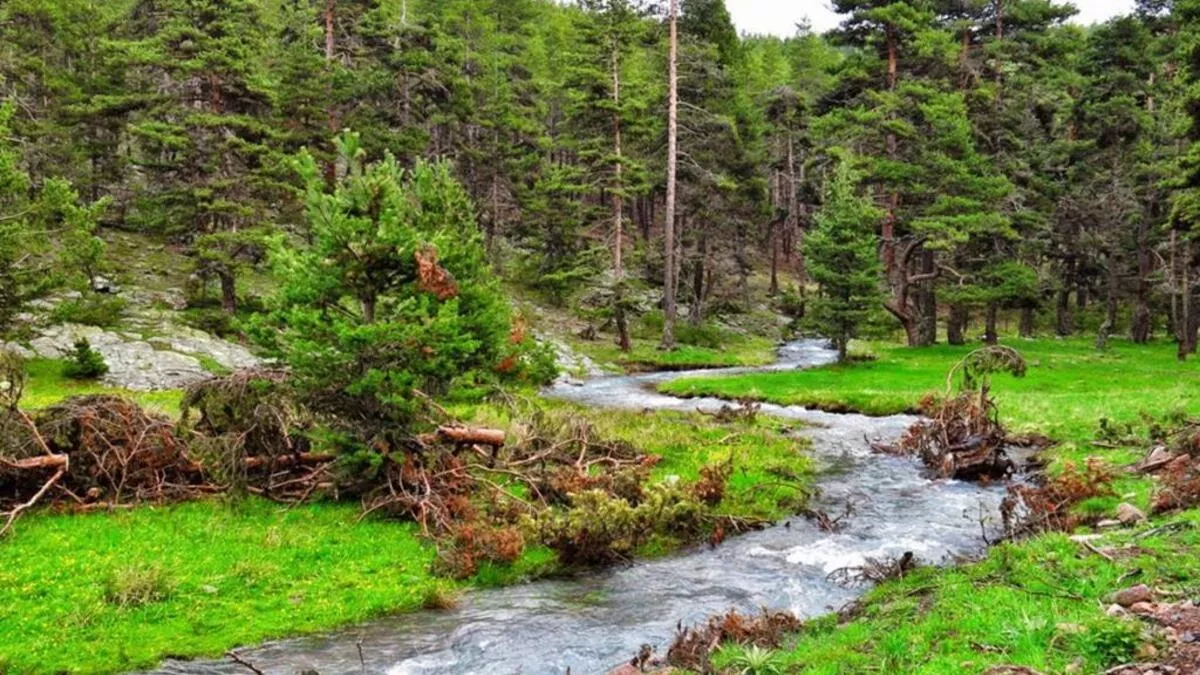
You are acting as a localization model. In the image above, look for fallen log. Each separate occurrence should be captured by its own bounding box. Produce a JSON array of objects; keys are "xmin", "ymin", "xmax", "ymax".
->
[
  {"xmin": 0, "ymin": 454, "xmax": 69, "ymax": 471},
  {"xmin": 431, "ymin": 425, "xmax": 506, "ymax": 448},
  {"xmin": 241, "ymin": 452, "xmax": 337, "ymax": 470}
]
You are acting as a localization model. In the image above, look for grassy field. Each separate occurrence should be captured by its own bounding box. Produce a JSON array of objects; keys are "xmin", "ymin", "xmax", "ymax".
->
[
  {"xmin": 1, "ymin": 390, "xmax": 811, "ymax": 673},
  {"xmin": 663, "ymin": 337, "xmax": 1200, "ymax": 445},
  {"xmin": 21, "ymin": 358, "xmax": 183, "ymax": 413},
  {"xmin": 0, "ymin": 500, "xmax": 467, "ymax": 673},
  {"xmin": 572, "ymin": 334, "xmax": 779, "ymax": 372}
]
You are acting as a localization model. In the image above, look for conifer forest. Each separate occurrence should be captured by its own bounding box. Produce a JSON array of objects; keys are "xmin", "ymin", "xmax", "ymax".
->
[{"xmin": 8, "ymin": 1, "xmax": 1200, "ymax": 674}]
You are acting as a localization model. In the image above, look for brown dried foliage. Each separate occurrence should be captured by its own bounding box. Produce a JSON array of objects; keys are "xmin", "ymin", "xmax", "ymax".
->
[
  {"xmin": 415, "ymin": 246, "xmax": 458, "ymax": 300},
  {"xmin": 1, "ymin": 395, "xmax": 203, "ymax": 521},
  {"xmin": 1000, "ymin": 459, "xmax": 1115, "ymax": 537},
  {"xmin": 663, "ymin": 609, "xmax": 802, "ymax": 672},
  {"xmin": 1152, "ymin": 455, "xmax": 1200, "ymax": 514},
  {"xmin": 693, "ymin": 461, "xmax": 731, "ymax": 506}
]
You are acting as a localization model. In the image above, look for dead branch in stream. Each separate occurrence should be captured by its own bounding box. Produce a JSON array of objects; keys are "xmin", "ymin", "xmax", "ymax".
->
[{"xmin": 827, "ymin": 551, "xmax": 920, "ymax": 587}]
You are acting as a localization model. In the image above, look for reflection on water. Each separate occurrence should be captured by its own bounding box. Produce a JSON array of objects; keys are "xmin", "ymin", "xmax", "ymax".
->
[{"xmin": 154, "ymin": 340, "xmax": 1002, "ymax": 675}]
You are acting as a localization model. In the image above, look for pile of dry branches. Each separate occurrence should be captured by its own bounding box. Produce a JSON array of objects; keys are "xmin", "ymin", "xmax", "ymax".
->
[
  {"xmin": 1, "ymin": 366, "xmax": 746, "ymax": 576},
  {"xmin": 1000, "ymin": 459, "xmax": 1115, "ymax": 537},
  {"xmin": 0, "ymin": 395, "xmax": 204, "ymax": 537},
  {"xmin": 654, "ymin": 609, "xmax": 803, "ymax": 672}
]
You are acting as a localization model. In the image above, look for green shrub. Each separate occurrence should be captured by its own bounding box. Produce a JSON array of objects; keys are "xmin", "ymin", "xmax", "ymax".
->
[
  {"xmin": 49, "ymin": 295, "xmax": 127, "ymax": 329},
  {"xmin": 1072, "ymin": 619, "xmax": 1143, "ymax": 667},
  {"xmin": 62, "ymin": 338, "xmax": 109, "ymax": 380},
  {"xmin": 676, "ymin": 322, "xmax": 726, "ymax": 349},
  {"xmin": 182, "ymin": 307, "xmax": 238, "ymax": 338}
]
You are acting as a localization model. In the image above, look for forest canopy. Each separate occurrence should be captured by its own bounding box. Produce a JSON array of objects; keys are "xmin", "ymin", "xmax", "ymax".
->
[{"xmin": 1, "ymin": 0, "xmax": 1199, "ymax": 360}]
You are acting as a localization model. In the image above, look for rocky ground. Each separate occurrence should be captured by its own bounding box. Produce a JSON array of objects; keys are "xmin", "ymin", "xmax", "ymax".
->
[{"xmin": 2, "ymin": 287, "xmax": 260, "ymax": 391}]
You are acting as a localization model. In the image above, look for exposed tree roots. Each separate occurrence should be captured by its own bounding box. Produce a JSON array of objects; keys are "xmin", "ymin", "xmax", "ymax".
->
[{"xmin": 872, "ymin": 391, "xmax": 1015, "ymax": 481}]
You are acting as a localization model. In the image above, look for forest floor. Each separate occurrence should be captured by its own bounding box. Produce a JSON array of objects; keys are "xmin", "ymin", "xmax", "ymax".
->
[{"xmin": 669, "ymin": 336, "xmax": 1200, "ymax": 673}]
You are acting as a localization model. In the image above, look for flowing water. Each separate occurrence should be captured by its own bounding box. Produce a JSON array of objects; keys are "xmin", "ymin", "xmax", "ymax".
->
[{"xmin": 155, "ymin": 340, "xmax": 1004, "ymax": 675}]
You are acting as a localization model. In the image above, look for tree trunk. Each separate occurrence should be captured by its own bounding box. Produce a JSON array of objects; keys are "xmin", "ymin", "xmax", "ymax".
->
[
  {"xmin": 611, "ymin": 42, "xmax": 630, "ymax": 353},
  {"xmin": 689, "ymin": 235, "xmax": 707, "ymax": 327},
  {"xmin": 1097, "ymin": 258, "xmax": 1118, "ymax": 350},
  {"xmin": 947, "ymin": 304, "xmax": 968, "ymax": 345},
  {"xmin": 1182, "ymin": 241, "xmax": 1197, "ymax": 360},
  {"xmin": 786, "ymin": 135, "xmax": 805, "ymax": 281},
  {"xmin": 219, "ymin": 270, "xmax": 237, "ymax": 315},
  {"xmin": 984, "ymin": 303, "xmax": 999, "ymax": 345},
  {"xmin": 1171, "ymin": 229, "xmax": 1181, "ymax": 341},
  {"xmin": 1056, "ymin": 257, "xmax": 1075, "ymax": 336},
  {"xmin": 916, "ymin": 249, "xmax": 937, "ymax": 346},
  {"xmin": 1019, "ymin": 306, "xmax": 1034, "ymax": 338},
  {"xmin": 882, "ymin": 28, "xmax": 899, "ymax": 288},
  {"xmin": 361, "ymin": 293, "xmax": 376, "ymax": 325},
  {"xmin": 768, "ymin": 216, "xmax": 781, "ymax": 296},
  {"xmin": 324, "ymin": 0, "xmax": 338, "ymax": 185},
  {"xmin": 660, "ymin": 0, "xmax": 679, "ymax": 350},
  {"xmin": 1132, "ymin": 223, "xmax": 1152, "ymax": 344}
]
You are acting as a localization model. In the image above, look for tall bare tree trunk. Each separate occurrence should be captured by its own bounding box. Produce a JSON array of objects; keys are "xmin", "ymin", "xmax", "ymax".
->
[
  {"xmin": 1097, "ymin": 257, "xmax": 1118, "ymax": 350},
  {"xmin": 1171, "ymin": 230, "xmax": 1181, "ymax": 340},
  {"xmin": 786, "ymin": 135, "xmax": 805, "ymax": 281},
  {"xmin": 660, "ymin": 0, "xmax": 679, "ymax": 350},
  {"xmin": 324, "ymin": 0, "xmax": 338, "ymax": 186},
  {"xmin": 1019, "ymin": 306, "xmax": 1034, "ymax": 338},
  {"xmin": 1182, "ymin": 241, "xmax": 1196, "ymax": 360},
  {"xmin": 689, "ymin": 234, "xmax": 708, "ymax": 327},
  {"xmin": 611, "ymin": 43, "xmax": 630, "ymax": 352},
  {"xmin": 1057, "ymin": 256, "xmax": 1075, "ymax": 336}
]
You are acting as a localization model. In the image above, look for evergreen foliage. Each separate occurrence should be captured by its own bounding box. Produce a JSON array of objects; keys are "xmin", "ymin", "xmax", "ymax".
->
[
  {"xmin": 63, "ymin": 338, "xmax": 109, "ymax": 380},
  {"xmin": 805, "ymin": 159, "xmax": 884, "ymax": 361},
  {"xmin": 251, "ymin": 133, "xmax": 551, "ymax": 441}
]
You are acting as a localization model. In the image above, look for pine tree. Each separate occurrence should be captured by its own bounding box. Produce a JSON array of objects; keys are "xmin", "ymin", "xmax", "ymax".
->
[
  {"xmin": 116, "ymin": 0, "xmax": 279, "ymax": 313},
  {"xmin": 252, "ymin": 133, "xmax": 534, "ymax": 438},
  {"xmin": 807, "ymin": 158, "xmax": 884, "ymax": 361}
]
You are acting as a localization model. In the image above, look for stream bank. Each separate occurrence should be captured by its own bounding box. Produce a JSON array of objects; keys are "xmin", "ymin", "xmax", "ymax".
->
[{"xmin": 153, "ymin": 340, "xmax": 1004, "ymax": 675}]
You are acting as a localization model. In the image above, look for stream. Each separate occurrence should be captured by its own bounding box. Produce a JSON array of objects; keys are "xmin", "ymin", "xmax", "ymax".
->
[{"xmin": 155, "ymin": 339, "xmax": 1005, "ymax": 675}]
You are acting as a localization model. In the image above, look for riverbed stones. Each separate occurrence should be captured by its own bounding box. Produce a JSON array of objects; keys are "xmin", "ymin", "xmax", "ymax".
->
[{"xmin": 1114, "ymin": 584, "xmax": 1154, "ymax": 608}]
